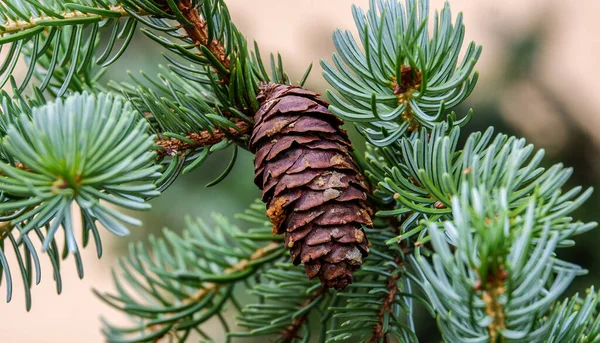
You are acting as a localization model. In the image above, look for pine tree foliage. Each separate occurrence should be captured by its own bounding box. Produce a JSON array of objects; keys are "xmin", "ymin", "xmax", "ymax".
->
[
  {"xmin": 21, "ymin": 25, "xmax": 107, "ymax": 96},
  {"xmin": 0, "ymin": 0, "xmax": 598, "ymax": 341},
  {"xmin": 113, "ymin": 64, "xmax": 252, "ymax": 180},
  {"xmin": 322, "ymin": 0, "xmax": 480, "ymax": 146},
  {"xmin": 0, "ymin": 92, "xmax": 158, "ymax": 244},
  {"xmin": 322, "ymin": 222, "xmax": 420, "ymax": 343},
  {"xmin": 0, "ymin": 91, "xmax": 159, "ymax": 309},
  {"xmin": 0, "ymin": 0, "xmax": 290, "ymax": 307},
  {"xmin": 545, "ymin": 288, "xmax": 600, "ymax": 342},
  {"xmin": 96, "ymin": 200, "xmax": 286, "ymax": 343},
  {"xmin": 413, "ymin": 187, "xmax": 586, "ymax": 342},
  {"xmin": 366, "ymin": 123, "xmax": 596, "ymax": 246},
  {"xmin": 233, "ymin": 262, "xmax": 326, "ymax": 342},
  {"xmin": 0, "ymin": 0, "xmax": 137, "ymax": 94}
]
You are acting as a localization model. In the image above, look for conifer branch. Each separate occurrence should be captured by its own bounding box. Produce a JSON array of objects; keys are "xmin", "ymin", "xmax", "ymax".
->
[
  {"xmin": 176, "ymin": 0, "xmax": 231, "ymax": 81},
  {"xmin": 480, "ymin": 269, "xmax": 507, "ymax": 342},
  {"xmin": 281, "ymin": 286, "xmax": 327, "ymax": 342},
  {"xmin": 0, "ymin": 0, "xmax": 597, "ymax": 341},
  {"xmin": 99, "ymin": 205, "xmax": 286, "ymax": 342},
  {"xmin": 390, "ymin": 66, "xmax": 422, "ymax": 132},
  {"xmin": 371, "ymin": 256, "xmax": 404, "ymax": 343},
  {"xmin": 185, "ymin": 241, "xmax": 281, "ymax": 304},
  {"xmin": 0, "ymin": 6, "xmax": 132, "ymax": 34},
  {"xmin": 322, "ymin": 0, "xmax": 480, "ymax": 146},
  {"xmin": 155, "ymin": 120, "xmax": 250, "ymax": 156},
  {"xmin": 146, "ymin": 241, "xmax": 282, "ymax": 341}
]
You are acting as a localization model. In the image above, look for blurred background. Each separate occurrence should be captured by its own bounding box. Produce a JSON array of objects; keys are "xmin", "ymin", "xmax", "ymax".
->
[{"xmin": 1, "ymin": 0, "xmax": 600, "ymax": 341}]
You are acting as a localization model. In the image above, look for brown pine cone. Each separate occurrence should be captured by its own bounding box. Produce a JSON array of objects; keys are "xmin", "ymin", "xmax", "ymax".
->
[{"xmin": 249, "ymin": 83, "xmax": 372, "ymax": 289}]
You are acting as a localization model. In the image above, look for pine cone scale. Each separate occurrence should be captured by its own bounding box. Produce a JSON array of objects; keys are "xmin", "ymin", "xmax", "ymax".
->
[
  {"xmin": 250, "ymin": 83, "xmax": 372, "ymax": 289},
  {"xmin": 264, "ymin": 169, "xmax": 368, "ymax": 199}
]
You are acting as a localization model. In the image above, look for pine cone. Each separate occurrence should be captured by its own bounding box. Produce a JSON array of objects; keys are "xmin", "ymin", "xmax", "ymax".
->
[{"xmin": 249, "ymin": 83, "xmax": 372, "ymax": 289}]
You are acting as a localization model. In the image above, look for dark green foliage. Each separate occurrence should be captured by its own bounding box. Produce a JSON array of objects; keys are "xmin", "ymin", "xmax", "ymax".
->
[
  {"xmin": 0, "ymin": 0, "xmax": 135, "ymax": 94},
  {"xmin": 324, "ymin": 222, "xmax": 420, "ymax": 343},
  {"xmin": 233, "ymin": 263, "xmax": 325, "ymax": 342}
]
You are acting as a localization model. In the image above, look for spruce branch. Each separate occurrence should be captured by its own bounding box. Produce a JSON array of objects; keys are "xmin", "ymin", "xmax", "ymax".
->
[
  {"xmin": 155, "ymin": 120, "xmax": 250, "ymax": 157},
  {"xmin": 0, "ymin": 92, "xmax": 160, "ymax": 244},
  {"xmin": 184, "ymin": 241, "xmax": 281, "ymax": 304},
  {"xmin": 366, "ymin": 123, "xmax": 596, "ymax": 248},
  {"xmin": 0, "ymin": 0, "xmax": 596, "ymax": 341},
  {"xmin": 98, "ymin": 201, "xmax": 286, "ymax": 342},
  {"xmin": 325, "ymin": 223, "xmax": 421, "ymax": 343},
  {"xmin": 0, "ymin": 0, "xmax": 258, "ymax": 96},
  {"xmin": 175, "ymin": 0, "xmax": 230, "ymax": 81},
  {"xmin": 322, "ymin": 0, "xmax": 480, "ymax": 146},
  {"xmin": 129, "ymin": 0, "xmax": 278, "ymax": 116},
  {"xmin": 103, "ymin": 0, "xmax": 288, "ymax": 181},
  {"xmin": 113, "ymin": 65, "xmax": 252, "ymax": 181},
  {"xmin": 0, "ymin": 0, "xmax": 148, "ymax": 94},
  {"xmin": 0, "ymin": 0, "xmax": 292, "ymax": 309},
  {"xmin": 281, "ymin": 285, "xmax": 327, "ymax": 343},
  {"xmin": 233, "ymin": 262, "xmax": 328, "ymax": 343},
  {"xmin": 0, "ymin": 5, "xmax": 131, "ymax": 35},
  {"xmin": 371, "ymin": 256, "xmax": 404, "ymax": 343},
  {"xmin": 413, "ymin": 186, "xmax": 587, "ymax": 342},
  {"xmin": 0, "ymin": 91, "xmax": 160, "ymax": 308}
]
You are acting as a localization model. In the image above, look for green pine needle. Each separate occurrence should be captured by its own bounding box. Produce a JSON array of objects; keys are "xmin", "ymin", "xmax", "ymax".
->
[
  {"xmin": 0, "ymin": 92, "xmax": 160, "ymax": 247},
  {"xmin": 322, "ymin": 0, "xmax": 481, "ymax": 146}
]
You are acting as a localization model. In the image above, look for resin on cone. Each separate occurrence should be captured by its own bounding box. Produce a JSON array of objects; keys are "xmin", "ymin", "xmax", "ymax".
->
[{"xmin": 250, "ymin": 83, "xmax": 372, "ymax": 289}]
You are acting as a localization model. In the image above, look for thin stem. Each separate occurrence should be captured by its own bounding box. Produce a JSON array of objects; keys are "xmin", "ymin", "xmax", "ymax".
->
[
  {"xmin": 0, "ymin": 6, "xmax": 132, "ymax": 34},
  {"xmin": 479, "ymin": 267, "xmax": 508, "ymax": 342},
  {"xmin": 370, "ymin": 257, "xmax": 403, "ymax": 343},
  {"xmin": 177, "ymin": 0, "xmax": 231, "ymax": 82},
  {"xmin": 154, "ymin": 120, "xmax": 250, "ymax": 156},
  {"xmin": 184, "ymin": 242, "xmax": 281, "ymax": 304},
  {"xmin": 145, "ymin": 242, "xmax": 282, "ymax": 341},
  {"xmin": 281, "ymin": 286, "xmax": 327, "ymax": 343}
]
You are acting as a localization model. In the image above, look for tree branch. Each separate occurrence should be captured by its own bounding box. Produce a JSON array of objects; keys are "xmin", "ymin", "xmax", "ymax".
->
[
  {"xmin": 142, "ymin": 241, "xmax": 282, "ymax": 340},
  {"xmin": 177, "ymin": 0, "xmax": 231, "ymax": 82},
  {"xmin": 371, "ymin": 256, "xmax": 403, "ymax": 343},
  {"xmin": 0, "ymin": 6, "xmax": 132, "ymax": 35},
  {"xmin": 185, "ymin": 241, "xmax": 281, "ymax": 303},
  {"xmin": 477, "ymin": 267, "xmax": 508, "ymax": 342},
  {"xmin": 281, "ymin": 286, "xmax": 327, "ymax": 343},
  {"xmin": 155, "ymin": 120, "xmax": 250, "ymax": 157}
]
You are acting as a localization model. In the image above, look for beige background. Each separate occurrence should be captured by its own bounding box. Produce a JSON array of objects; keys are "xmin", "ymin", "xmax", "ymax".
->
[{"xmin": 1, "ymin": 0, "xmax": 599, "ymax": 342}]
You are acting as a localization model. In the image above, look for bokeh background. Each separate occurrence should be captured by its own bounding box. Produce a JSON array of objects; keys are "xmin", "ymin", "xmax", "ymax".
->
[{"xmin": 1, "ymin": 0, "xmax": 600, "ymax": 342}]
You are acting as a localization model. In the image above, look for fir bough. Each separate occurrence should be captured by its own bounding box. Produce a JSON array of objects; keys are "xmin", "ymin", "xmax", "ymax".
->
[{"xmin": 0, "ymin": 0, "xmax": 597, "ymax": 342}]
